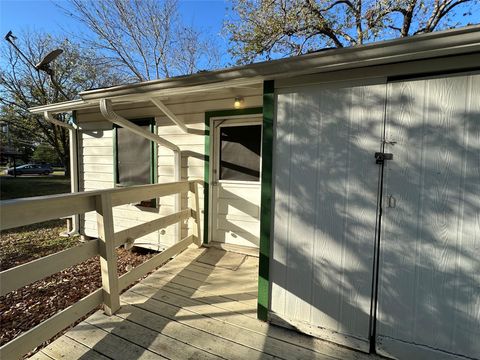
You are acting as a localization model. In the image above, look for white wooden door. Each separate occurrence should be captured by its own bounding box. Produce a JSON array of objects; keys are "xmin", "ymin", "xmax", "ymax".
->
[
  {"xmin": 271, "ymin": 81, "xmax": 386, "ymax": 352},
  {"xmin": 210, "ymin": 118, "xmax": 262, "ymax": 248},
  {"xmin": 377, "ymin": 73, "xmax": 480, "ymax": 360}
]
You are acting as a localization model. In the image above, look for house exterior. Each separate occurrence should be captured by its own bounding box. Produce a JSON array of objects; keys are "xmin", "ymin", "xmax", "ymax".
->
[{"xmin": 29, "ymin": 26, "xmax": 480, "ymax": 360}]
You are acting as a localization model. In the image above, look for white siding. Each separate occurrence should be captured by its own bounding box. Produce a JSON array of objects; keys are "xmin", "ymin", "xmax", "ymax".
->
[
  {"xmin": 271, "ymin": 82, "xmax": 385, "ymax": 351},
  {"xmin": 377, "ymin": 73, "xmax": 480, "ymax": 360},
  {"xmin": 76, "ymin": 92, "xmax": 262, "ymax": 249},
  {"xmin": 272, "ymin": 72, "xmax": 480, "ymax": 359}
]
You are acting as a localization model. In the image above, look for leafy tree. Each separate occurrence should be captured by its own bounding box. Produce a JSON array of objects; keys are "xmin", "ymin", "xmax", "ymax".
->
[
  {"xmin": 0, "ymin": 31, "xmax": 125, "ymax": 175},
  {"xmin": 0, "ymin": 111, "xmax": 35, "ymax": 165},
  {"xmin": 62, "ymin": 0, "xmax": 220, "ymax": 81},
  {"xmin": 32, "ymin": 143, "xmax": 60, "ymax": 164},
  {"xmin": 225, "ymin": 0, "xmax": 479, "ymax": 64}
]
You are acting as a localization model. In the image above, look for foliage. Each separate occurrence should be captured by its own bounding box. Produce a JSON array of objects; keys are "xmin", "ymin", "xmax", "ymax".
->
[
  {"xmin": 0, "ymin": 31, "xmax": 125, "ymax": 174},
  {"xmin": 225, "ymin": 0, "xmax": 479, "ymax": 63},
  {"xmin": 0, "ymin": 112, "xmax": 35, "ymax": 164},
  {"xmin": 32, "ymin": 143, "xmax": 60, "ymax": 164},
  {"xmin": 63, "ymin": 0, "xmax": 220, "ymax": 81}
]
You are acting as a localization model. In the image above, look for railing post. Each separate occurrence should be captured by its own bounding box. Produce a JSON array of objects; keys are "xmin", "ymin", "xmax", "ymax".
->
[
  {"xmin": 190, "ymin": 181, "xmax": 202, "ymax": 247},
  {"xmin": 95, "ymin": 193, "xmax": 120, "ymax": 315}
]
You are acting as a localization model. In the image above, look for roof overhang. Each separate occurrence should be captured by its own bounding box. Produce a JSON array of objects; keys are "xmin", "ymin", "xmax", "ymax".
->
[{"xmin": 30, "ymin": 25, "xmax": 480, "ymax": 115}]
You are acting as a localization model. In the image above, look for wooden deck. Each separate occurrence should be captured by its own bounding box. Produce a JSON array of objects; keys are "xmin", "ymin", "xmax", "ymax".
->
[{"xmin": 30, "ymin": 246, "xmax": 379, "ymax": 360}]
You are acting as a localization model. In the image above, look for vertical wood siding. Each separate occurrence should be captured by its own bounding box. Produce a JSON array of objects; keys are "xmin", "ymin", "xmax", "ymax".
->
[
  {"xmin": 377, "ymin": 73, "xmax": 480, "ymax": 360},
  {"xmin": 272, "ymin": 82, "xmax": 386, "ymax": 350}
]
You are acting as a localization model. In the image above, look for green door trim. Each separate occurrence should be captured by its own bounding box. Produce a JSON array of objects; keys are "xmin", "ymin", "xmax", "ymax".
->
[{"xmin": 258, "ymin": 80, "xmax": 274, "ymax": 321}]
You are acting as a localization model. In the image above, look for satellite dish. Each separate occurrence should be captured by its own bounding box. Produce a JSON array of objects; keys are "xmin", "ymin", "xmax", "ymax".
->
[{"xmin": 35, "ymin": 49, "xmax": 63, "ymax": 71}]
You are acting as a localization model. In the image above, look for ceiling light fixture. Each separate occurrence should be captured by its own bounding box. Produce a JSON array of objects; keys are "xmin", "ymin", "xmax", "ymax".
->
[{"xmin": 234, "ymin": 96, "xmax": 244, "ymax": 109}]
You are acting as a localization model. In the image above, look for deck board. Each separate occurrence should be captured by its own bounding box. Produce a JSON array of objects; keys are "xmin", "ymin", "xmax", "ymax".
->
[
  {"xmin": 30, "ymin": 246, "xmax": 382, "ymax": 360},
  {"xmin": 41, "ymin": 336, "xmax": 109, "ymax": 360}
]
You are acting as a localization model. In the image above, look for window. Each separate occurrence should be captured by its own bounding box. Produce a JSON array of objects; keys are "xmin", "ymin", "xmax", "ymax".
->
[
  {"xmin": 114, "ymin": 118, "xmax": 157, "ymax": 206},
  {"xmin": 219, "ymin": 124, "xmax": 261, "ymax": 181}
]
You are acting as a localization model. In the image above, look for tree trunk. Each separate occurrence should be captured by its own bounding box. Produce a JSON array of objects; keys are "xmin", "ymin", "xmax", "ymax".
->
[{"xmin": 63, "ymin": 154, "xmax": 71, "ymax": 178}]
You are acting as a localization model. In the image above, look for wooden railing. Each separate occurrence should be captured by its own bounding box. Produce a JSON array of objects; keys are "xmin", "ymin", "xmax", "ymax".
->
[{"xmin": 0, "ymin": 180, "xmax": 203, "ymax": 360}]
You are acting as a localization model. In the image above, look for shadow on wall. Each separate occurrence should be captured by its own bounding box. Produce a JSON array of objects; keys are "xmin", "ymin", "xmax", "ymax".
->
[{"xmin": 270, "ymin": 74, "xmax": 480, "ymax": 358}]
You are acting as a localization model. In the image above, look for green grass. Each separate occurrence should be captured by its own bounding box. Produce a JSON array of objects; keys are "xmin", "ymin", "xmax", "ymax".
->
[
  {"xmin": 0, "ymin": 173, "xmax": 75, "ymax": 269},
  {"xmin": 0, "ymin": 174, "xmax": 71, "ymax": 200}
]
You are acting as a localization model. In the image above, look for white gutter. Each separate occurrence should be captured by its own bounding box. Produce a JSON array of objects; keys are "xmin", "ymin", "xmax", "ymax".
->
[
  {"xmin": 99, "ymin": 99, "xmax": 182, "ymax": 243},
  {"xmin": 42, "ymin": 111, "xmax": 79, "ymax": 236},
  {"xmin": 28, "ymin": 26, "xmax": 480, "ymax": 116},
  {"xmin": 79, "ymin": 26, "xmax": 480, "ymax": 101}
]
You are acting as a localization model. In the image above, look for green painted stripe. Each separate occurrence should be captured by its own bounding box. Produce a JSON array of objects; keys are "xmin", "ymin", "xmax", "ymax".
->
[
  {"xmin": 258, "ymin": 80, "xmax": 274, "ymax": 321},
  {"xmin": 203, "ymin": 107, "xmax": 263, "ymax": 245}
]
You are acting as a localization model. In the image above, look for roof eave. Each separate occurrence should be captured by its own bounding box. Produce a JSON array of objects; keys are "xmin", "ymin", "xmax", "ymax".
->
[
  {"xmin": 29, "ymin": 99, "xmax": 91, "ymax": 115},
  {"xmin": 79, "ymin": 25, "xmax": 480, "ymax": 101},
  {"xmin": 29, "ymin": 25, "xmax": 480, "ymax": 114}
]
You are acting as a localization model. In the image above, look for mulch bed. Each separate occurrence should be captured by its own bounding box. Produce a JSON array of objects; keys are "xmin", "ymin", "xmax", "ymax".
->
[
  {"xmin": 0, "ymin": 234, "xmax": 155, "ymax": 347},
  {"xmin": 0, "ymin": 177, "xmax": 159, "ymax": 355}
]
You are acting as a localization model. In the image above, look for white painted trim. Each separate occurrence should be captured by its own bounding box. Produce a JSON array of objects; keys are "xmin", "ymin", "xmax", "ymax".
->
[
  {"xmin": 150, "ymin": 97, "xmax": 189, "ymax": 133},
  {"xmin": 217, "ymin": 180, "xmax": 261, "ymax": 185},
  {"xmin": 31, "ymin": 99, "xmax": 90, "ymax": 114},
  {"xmin": 100, "ymin": 99, "xmax": 179, "ymax": 152},
  {"xmin": 207, "ymin": 114, "xmax": 263, "ymax": 245},
  {"xmin": 209, "ymin": 116, "xmax": 263, "ymax": 247}
]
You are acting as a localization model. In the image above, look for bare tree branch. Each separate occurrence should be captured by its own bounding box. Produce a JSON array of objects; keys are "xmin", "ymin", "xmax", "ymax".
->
[{"xmin": 60, "ymin": 0, "xmax": 219, "ymax": 80}]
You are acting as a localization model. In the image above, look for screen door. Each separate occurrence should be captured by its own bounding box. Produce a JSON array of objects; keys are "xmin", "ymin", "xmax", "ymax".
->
[{"xmin": 210, "ymin": 117, "xmax": 262, "ymax": 248}]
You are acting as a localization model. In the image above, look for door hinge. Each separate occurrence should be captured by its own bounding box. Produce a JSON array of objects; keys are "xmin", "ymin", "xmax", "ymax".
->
[{"xmin": 375, "ymin": 152, "xmax": 393, "ymax": 165}]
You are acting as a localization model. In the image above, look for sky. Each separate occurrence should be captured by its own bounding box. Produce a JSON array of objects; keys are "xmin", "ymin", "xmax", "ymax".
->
[
  {"xmin": 0, "ymin": 0, "xmax": 232, "ymax": 65},
  {"xmin": 1, "ymin": 0, "xmax": 478, "ymax": 72}
]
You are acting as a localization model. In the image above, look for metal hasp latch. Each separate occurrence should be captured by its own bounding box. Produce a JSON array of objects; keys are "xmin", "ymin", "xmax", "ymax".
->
[{"xmin": 375, "ymin": 152, "xmax": 393, "ymax": 164}]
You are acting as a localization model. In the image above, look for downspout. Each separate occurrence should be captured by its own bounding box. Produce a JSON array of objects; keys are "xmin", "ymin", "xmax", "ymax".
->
[
  {"xmin": 99, "ymin": 99, "xmax": 182, "ymax": 243},
  {"xmin": 68, "ymin": 120, "xmax": 80, "ymax": 235},
  {"xmin": 43, "ymin": 111, "xmax": 80, "ymax": 236}
]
